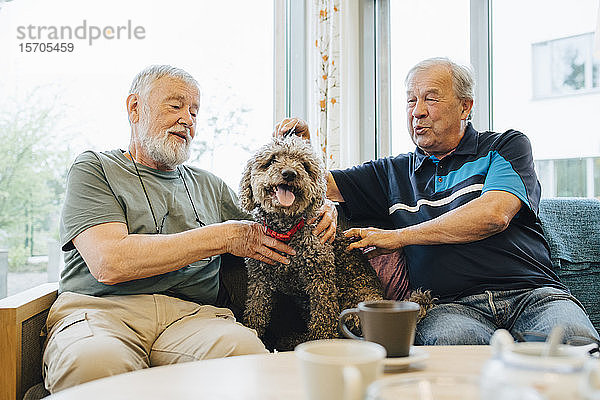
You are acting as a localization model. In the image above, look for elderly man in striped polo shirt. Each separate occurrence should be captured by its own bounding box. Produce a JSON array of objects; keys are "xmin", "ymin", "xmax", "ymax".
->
[{"xmin": 327, "ymin": 57, "xmax": 599, "ymax": 345}]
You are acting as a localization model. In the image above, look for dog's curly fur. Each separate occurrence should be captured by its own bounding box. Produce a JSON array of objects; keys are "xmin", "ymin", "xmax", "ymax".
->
[
  {"xmin": 239, "ymin": 136, "xmax": 384, "ymax": 350},
  {"xmin": 407, "ymin": 289, "xmax": 436, "ymax": 321}
]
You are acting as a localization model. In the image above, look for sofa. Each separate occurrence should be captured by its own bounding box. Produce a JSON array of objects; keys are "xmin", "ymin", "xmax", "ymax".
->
[
  {"xmin": 1, "ymin": 197, "xmax": 599, "ymax": 400},
  {"xmin": 537, "ymin": 197, "xmax": 600, "ymax": 333}
]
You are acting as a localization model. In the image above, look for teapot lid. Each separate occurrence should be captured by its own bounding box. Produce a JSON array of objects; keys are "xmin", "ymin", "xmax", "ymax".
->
[
  {"xmin": 491, "ymin": 329, "xmax": 590, "ymax": 374},
  {"xmin": 501, "ymin": 343, "xmax": 587, "ymax": 373}
]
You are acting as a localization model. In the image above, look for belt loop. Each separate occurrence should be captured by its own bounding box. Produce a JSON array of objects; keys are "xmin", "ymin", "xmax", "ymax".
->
[{"xmin": 486, "ymin": 290, "xmax": 497, "ymax": 316}]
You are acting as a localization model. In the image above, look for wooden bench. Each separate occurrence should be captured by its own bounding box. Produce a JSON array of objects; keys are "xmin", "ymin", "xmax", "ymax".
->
[{"xmin": 0, "ymin": 283, "xmax": 58, "ymax": 400}]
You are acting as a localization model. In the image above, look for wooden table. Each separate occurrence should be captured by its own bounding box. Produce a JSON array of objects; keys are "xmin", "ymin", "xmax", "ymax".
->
[{"xmin": 47, "ymin": 345, "xmax": 492, "ymax": 400}]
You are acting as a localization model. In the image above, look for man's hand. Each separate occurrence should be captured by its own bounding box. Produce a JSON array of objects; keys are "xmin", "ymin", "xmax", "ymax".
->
[
  {"xmin": 343, "ymin": 191, "xmax": 522, "ymax": 258},
  {"xmin": 222, "ymin": 220, "xmax": 296, "ymax": 265},
  {"xmin": 343, "ymin": 227, "xmax": 402, "ymax": 258},
  {"xmin": 309, "ymin": 199, "xmax": 338, "ymax": 244},
  {"xmin": 272, "ymin": 117, "xmax": 311, "ymax": 141}
]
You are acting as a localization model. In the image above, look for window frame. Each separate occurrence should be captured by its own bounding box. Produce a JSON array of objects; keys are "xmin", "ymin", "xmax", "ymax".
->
[
  {"xmin": 282, "ymin": 0, "xmax": 599, "ymax": 201},
  {"xmin": 280, "ymin": 0, "xmax": 378, "ymax": 165},
  {"xmin": 368, "ymin": 0, "xmax": 495, "ymax": 157},
  {"xmin": 282, "ymin": 0, "xmax": 494, "ymax": 160}
]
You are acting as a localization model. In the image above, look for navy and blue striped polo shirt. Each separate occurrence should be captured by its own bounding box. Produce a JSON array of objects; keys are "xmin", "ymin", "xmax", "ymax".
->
[{"xmin": 332, "ymin": 123, "xmax": 565, "ymax": 302}]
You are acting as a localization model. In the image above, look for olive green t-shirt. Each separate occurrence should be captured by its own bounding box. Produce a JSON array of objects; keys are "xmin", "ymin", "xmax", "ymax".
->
[{"xmin": 59, "ymin": 149, "xmax": 247, "ymax": 304}]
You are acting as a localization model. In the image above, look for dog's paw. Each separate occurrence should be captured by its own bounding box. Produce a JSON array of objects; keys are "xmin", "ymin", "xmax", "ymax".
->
[{"xmin": 407, "ymin": 289, "xmax": 437, "ymax": 321}]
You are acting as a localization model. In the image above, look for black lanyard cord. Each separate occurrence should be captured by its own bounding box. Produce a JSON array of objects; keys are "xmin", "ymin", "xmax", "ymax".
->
[
  {"xmin": 177, "ymin": 166, "xmax": 204, "ymax": 226},
  {"xmin": 130, "ymin": 151, "xmax": 160, "ymax": 233},
  {"xmin": 129, "ymin": 151, "xmax": 204, "ymax": 233}
]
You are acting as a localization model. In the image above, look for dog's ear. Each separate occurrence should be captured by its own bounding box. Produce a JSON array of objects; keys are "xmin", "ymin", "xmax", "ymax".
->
[{"xmin": 238, "ymin": 157, "xmax": 255, "ymax": 212}]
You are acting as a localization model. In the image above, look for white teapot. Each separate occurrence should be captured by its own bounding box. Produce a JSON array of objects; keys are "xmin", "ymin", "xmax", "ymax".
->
[
  {"xmin": 580, "ymin": 359, "xmax": 600, "ymax": 400},
  {"xmin": 480, "ymin": 328, "xmax": 598, "ymax": 400}
]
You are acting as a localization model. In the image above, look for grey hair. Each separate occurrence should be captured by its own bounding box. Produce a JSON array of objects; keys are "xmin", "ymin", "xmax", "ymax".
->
[
  {"xmin": 129, "ymin": 65, "xmax": 199, "ymax": 98},
  {"xmin": 405, "ymin": 57, "xmax": 475, "ymax": 101}
]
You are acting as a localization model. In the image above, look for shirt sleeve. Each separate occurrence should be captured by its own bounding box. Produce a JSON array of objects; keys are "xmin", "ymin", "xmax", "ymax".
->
[
  {"xmin": 330, "ymin": 160, "xmax": 391, "ymax": 221},
  {"xmin": 60, "ymin": 151, "xmax": 126, "ymax": 251},
  {"xmin": 482, "ymin": 131, "xmax": 541, "ymax": 214}
]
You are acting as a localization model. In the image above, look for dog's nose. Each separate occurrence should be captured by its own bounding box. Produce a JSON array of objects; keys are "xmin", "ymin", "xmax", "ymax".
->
[{"xmin": 281, "ymin": 169, "xmax": 297, "ymax": 182}]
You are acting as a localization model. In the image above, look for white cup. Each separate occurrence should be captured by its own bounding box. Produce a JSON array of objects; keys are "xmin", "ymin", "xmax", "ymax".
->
[{"xmin": 295, "ymin": 339, "xmax": 386, "ymax": 400}]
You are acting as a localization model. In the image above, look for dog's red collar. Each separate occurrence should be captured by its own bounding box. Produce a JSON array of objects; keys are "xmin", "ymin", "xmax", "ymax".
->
[{"xmin": 263, "ymin": 218, "xmax": 305, "ymax": 242}]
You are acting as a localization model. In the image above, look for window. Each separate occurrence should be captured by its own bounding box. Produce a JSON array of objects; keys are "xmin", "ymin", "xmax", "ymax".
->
[
  {"xmin": 492, "ymin": 0, "xmax": 600, "ymax": 198},
  {"xmin": 555, "ymin": 158, "xmax": 587, "ymax": 197},
  {"xmin": 532, "ymin": 33, "xmax": 600, "ymax": 98},
  {"xmin": 389, "ymin": 0, "xmax": 471, "ymax": 155},
  {"xmin": 536, "ymin": 157, "xmax": 600, "ymax": 198},
  {"xmin": 0, "ymin": 0, "xmax": 273, "ymax": 297},
  {"xmin": 375, "ymin": 0, "xmax": 600, "ymax": 198}
]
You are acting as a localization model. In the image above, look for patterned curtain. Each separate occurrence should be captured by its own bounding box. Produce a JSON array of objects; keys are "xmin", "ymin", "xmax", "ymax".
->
[{"xmin": 313, "ymin": 0, "xmax": 341, "ymax": 169}]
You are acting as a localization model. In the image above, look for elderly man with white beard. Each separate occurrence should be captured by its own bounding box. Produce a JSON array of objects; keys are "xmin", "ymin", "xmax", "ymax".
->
[{"xmin": 41, "ymin": 65, "xmax": 327, "ymax": 393}]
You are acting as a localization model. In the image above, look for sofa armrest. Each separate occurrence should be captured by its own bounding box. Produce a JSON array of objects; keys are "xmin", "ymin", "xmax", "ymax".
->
[{"xmin": 0, "ymin": 283, "xmax": 58, "ymax": 400}]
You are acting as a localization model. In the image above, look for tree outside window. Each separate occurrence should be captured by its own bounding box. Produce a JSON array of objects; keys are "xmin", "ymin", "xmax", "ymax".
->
[{"xmin": 533, "ymin": 33, "xmax": 600, "ymax": 98}]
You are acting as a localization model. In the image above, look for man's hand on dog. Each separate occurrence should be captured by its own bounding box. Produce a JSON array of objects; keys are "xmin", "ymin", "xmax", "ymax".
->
[
  {"xmin": 310, "ymin": 199, "xmax": 337, "ymax": 244},
  {"xmin": 223, "ymin": 220, "xmax": 296, "ymax": 265},
  {"xmin": 343, "ymin": 227, "xmax": 401, "ymax": 258}
]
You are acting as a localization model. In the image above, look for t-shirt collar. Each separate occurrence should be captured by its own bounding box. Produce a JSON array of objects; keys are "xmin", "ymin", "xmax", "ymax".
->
[
  {"xmin": 413, "ymin": 122, "xmax": 478, "ymax": 171},
  {"xmin": 119, "ymin": 149, "xmax": 180, "ymax": 178},
  {"xmin": 453, "ymin": 122, "xmax": 478, "ymax": 156}
]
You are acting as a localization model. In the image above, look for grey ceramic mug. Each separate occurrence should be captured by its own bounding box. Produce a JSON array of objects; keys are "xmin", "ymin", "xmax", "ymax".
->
[{"xmin": 339, "ymin": 300, "xmax": 420, "ymax": 357}]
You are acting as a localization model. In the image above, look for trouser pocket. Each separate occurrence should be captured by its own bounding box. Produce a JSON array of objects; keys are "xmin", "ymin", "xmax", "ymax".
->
[{"xmin": 43, "ymin": 312, "xmax": 93, "ymax": 378}]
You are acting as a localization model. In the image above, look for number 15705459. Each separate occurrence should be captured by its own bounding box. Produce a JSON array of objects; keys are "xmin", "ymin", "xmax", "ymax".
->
[{"xmin": 18, "ymin": 42, "xmax": 74, "ymax": 52}]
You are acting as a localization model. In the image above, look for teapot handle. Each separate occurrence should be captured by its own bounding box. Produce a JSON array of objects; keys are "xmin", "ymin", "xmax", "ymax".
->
[{"xmin": 490, "ymin": 329, "xmax": 514, "ymax": 355}]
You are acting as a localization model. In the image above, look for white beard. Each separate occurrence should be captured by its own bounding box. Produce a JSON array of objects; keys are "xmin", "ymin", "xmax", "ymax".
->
[{"xmin": 137, "ymin": 110, "xmax": 191, "ymax": 169}]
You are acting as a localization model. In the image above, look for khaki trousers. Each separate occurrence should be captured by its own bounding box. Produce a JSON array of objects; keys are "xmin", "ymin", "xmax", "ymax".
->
[{"xmin": 42, "ymin": 292, "xmax": 267, "ymax": 393}]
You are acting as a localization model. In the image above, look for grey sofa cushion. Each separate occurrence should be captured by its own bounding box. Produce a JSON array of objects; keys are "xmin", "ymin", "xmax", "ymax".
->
[
  {"xmin": 539, "ymin": 197, "xmax": 600, "ymax": 267},
  {"xmin": 539, "ymin": 198, "xmax": 600, "ymax": 335}
]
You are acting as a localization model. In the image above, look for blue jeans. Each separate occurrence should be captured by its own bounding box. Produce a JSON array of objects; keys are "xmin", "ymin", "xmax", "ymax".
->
[{"xmin": 415, "ymin": 287, "xmax": 600, "ymax": 345}]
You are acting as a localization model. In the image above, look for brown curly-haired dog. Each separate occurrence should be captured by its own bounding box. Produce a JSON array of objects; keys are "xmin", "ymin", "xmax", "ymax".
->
[{"xmin": 239, "ymin": 136, "xmax": 384, "ymax": 350}]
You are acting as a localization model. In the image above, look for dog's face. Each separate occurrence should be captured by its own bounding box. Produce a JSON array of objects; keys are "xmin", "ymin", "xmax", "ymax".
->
[{"xmin": 240, "ymin": 136, "xmax": 326, "ymax": 217}]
